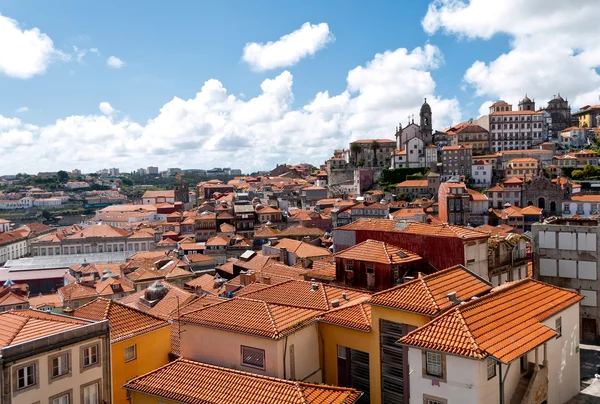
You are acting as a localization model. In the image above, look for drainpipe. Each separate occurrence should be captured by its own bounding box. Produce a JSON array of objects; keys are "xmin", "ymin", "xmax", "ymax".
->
[
  {"xmin": 283, "ymin": 336, "xmax": 288, "ymax": 379},
  {"xmin": 498, "ymin": 361, "xmax": 511, "ymax": 404}
]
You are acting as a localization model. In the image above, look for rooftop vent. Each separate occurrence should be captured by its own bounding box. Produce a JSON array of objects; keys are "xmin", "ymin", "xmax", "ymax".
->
[
  {"xmin": 311, "ymin": 283, "xmax": 319, "ymax": 291},
  {"xmin": 342, "ymin": 292, "xmax": 348, "ymax": 300},
  {"xmin": 446, "ymin": 291, "xmax": 462, "ymax": 306},
  {"xmin": 331, "ymin": 299, "xmax": 340, "ymax": 308}
]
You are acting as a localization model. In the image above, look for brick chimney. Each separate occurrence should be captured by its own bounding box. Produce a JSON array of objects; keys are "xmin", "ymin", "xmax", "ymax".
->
[{"xmin": 279, "ymin": 247, "xmax": 288, "ymax": 265}]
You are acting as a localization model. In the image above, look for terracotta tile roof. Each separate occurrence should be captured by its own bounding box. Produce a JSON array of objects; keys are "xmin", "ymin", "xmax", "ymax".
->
[
  {"xmin": 571, "ymin": 195, "xmax": 600, "ymax": 202},
  {"xmin": 118, "ymin": 282, "xmax": 197, "ymax": 319},
  {"xmin": 64, "ymin": 224, "xmax": 131, "ymax": 239},
  {"xmin": 184, "ymin": 253, "xmax": 216, "ymax": 264},
  {"xmin": 278, "ymin": 226, "xmax": 325, "ymax": 238},
  {"xmin": 395, "ymin": 180, "xmax": 428, "ymax": 188},
  {"xmin": 319, "ymin": 296, "xmax": 372, "ymax": 332},
  {"xmin": 520, "ymin": 205, "xmax": 543, "ymax": 215},
  {"xmin": 184, "ymin": 274, "xmax": 224, "ymax": 295},
  {"xmin": 179, "ymin": 297, "xmax": 320, "ymax": 339},
  {"xmin": 0, "ymin": 290, "xmax": 28, "ymax": 306},
  {"xmin": 123, "ymin": 358, "xmax": 361, "ymax": 404},
  {"xmin": 0, "ymin": 310, "xmax": 91, "ymax": 348},
  {"xmin": 206, "ymin": 235, "xmax": 230, "ymax": 246},
  {"xmin": 351, "ymin": 138, "xmax": 395, "ymax": 144},
  {"xmin": 143, "ymin": 190, "xmax": 175, "ymax": 198},
  {"xmin": 95, "ymin": 277, "xmax": 134, "ymax": 296},
  {"xmin": 467, "ymin": 189, "xmax": 488, "ymax": 202},
  {"xmin": 74, "ymin": 297, "xmax": 169, "ymax": 343},
  {"xmin": 253, "ymin": 226, "xmax": 281, "ymax": 237},
  {"xmin": 239, "ymin": 280, "xmax": 369, "ymax": 311},
  {"xmin": 304, "ymin": 259, "xmax": 336, "ymax": 281},
  {"xmin": 178, "ymin": 294, "xmax": 225, "ymax": 316},
  {"xmin": 58, "ymin": 282, "xmax": 98, "ymax": 301},
  {"xmin": 28, "ymin": 293, "xmax": 63, "ymax": 310},
  {"xmin": 219, "ymin": 223, "xmax": 235, "ymax": 233},
  {"xmin": 399, "ymin": 279, "xmax": 582, "ymax": 363},
  {"xmin": 369, "ymin": 265, "xmax": 492, "ymax": 315},
  {"xmin": 334, "ymin": 239, "xmax": 421, "ymax": 265},
  {"xmin": 273, "ymin": 238, "xmax": 332, "ymax": 259}
]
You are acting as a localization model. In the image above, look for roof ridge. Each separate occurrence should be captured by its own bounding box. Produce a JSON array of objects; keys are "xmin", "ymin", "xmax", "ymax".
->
[
  {"xmin": 293, "ymin": 381, "xmax": 310, "ymax": 404},
  {"xmin": 381, "ymin": 240, "xmax": 392, "ymax": 264},
  {"xmin": 262, "ymin": 301, "xmax": 279, "ymax": 339},
  {"xmin": 419, "ymin": 276, "xmax": 440, "ymax": 311},
  {"xmin": 454, "ymin": 308, "xmax": 483, "ymax": 358},
  {"xmin": 3, "ymin": 311, "xmax": 32, "ymax": 346}
]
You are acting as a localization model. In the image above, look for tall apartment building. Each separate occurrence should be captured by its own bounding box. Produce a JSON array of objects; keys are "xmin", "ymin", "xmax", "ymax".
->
[
  {"xmin": 533, "ymin": 217, "xmax": 599, "ymax": 343},
  {"xmin": 438, "ymin": 181, "xmax": 471, "ymax": 226},
  {"xmin": 488, "ymin": 98, "xmax": 549, "ymax": 152},
  {"xmin": 441, "ymin": 145, "xmax": 472, "ymax": 180}
]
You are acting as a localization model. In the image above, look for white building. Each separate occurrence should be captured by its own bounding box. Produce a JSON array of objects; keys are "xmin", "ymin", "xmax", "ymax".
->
[
  {"xmin": 560, "ymin": 126, "xmax": 589, "ymax": 148},
  {"xmin": 400, "ymin": 278, "xmax": 582, "ymax": 404},
  {"xmin": 471, "ymin": 160, "xmax": 492, "ymax": 188},
  {"xmin": 562, "ymin": 195, "xmax": 600, "ymax": 217},
  {"xmin": 66, "ymin": 181, "xmax": 90, "ymax": 189},
  {"xmin": 488, "ymin": 99, "xmax": 549, "ymax": 152},
  {"xmin": 142, "ymin": 190, "xmax": 175, "ymax": 205},
  {"xmin": 0, "ymin": 310, "xmax": 110, "ymax": 404}
]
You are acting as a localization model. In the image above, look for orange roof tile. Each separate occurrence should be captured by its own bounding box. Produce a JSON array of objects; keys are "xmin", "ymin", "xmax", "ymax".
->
[
  {"xmin": 303, "ymin": 259, "xmax": 336, "ymax": 281},
  {"xmin": 319, "ymin": 296, "xmax": 372, "ymax": 332},
  {"xmin": 123, "ymin": 358, "xmax": 361, "ymax": 404},
  {"xmin": 334, "ymin": 239, "xmax": 421, "ymax": 265},
  {"xmin": 74, "ymin": 298, "xmax": 170, "ymax": 343},
  {"xmin": 28, "ymin": 293, "xmax": 63, "ymax": 309},
  {"xmin": 396, "ymin": 180, "xmax": 428, "ymax": 188},
  {"xmin": 336, "ymin": 219, "xmax": 488, "ymax": 240},
  {"xmin": 179, "ymin": 297, "xmax": 320, "ymax": 339},
  {"xmin": 58, "ymin": 282, "xmax": 98, "ymax": 301},
  {"xmin": 0, "ymin": 290, "xmax": 28, "ymax": 306},
  {"xmin": 118, "ymin": 282, "xmax": 197, "ymax": 319},
  {"xmin": 369, "ymin": 265, "xmax": 492, "ymax": 315},
  {"xmin": 239, "ymin": 279, "xmax": 369, "ymax": 311},
  {"xmin": 0, "ymin": 310, "xmax": 91, "ymax": 348},
  {"xmin": 272, "ymin": 238, "xmax": 331, "ymax": 259},
  {"xmin": 399, "ymin": 279, "xmax": 582, "ymax": 363}
]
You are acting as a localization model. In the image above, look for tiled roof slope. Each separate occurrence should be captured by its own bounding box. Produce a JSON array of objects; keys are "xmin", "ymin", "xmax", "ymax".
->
[
  {"xmin": 118, "ymin": 282, "xmax": 197, "ymax": 319},
  {"xmin": 73, "ymin": 298, "xmax": 169, "ymax": 343},
  {"xmin": 399, "ymin": 279, "xmax": 583, "ymax": 363},
  {"xmin": 336, "ymin": 219, "xmax": 488, "ymax": 240},
  {"xmin": 369, "ymin": 265, "xmax": 492, "ymax": 316},
  {"xmin": 334, "ymin": 239, "xmax": 421, "ymax": 265},
  {"xmin": 178, "ymin": 298, "xmax": 320, "ymax": 340},
  {"xmin": 319, "ymin": 296, "xmax": 372, "ymax": 332},
  {"xmin": 123, "ymin": 358, "xmax": 361, "ymax": 404},
  {"xmin": 239, "ymin": 279, "xmax": 369, "ymax": 311},
  {"xmin": 0, "ymin": 310, "xmax": 90, "ymax": 348}
]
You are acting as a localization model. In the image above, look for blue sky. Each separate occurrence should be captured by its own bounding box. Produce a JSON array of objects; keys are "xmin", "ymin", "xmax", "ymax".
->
[{"xmin": 0, "ymin": 0, "xmax": 599, "ymax": 173}]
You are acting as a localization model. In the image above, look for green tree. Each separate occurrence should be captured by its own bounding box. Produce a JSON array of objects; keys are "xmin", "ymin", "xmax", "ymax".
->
[
  {"xmin": 41, "ymin": 209, "xmax": 52, "ymax": 220},
  {"xmin": 572, "ymin": 169, "xmax": 584, "ymax": 179},
  {"xmin": 57, "ymin": 170, "xmax": 69, "ymax": 183},
  {"xmin": 372, "ymin": 140, "xmax": 380, "ymax": 167},
  {"xmin": 583, "ymin": 164, "xmax": 596, "ymax": 178}
]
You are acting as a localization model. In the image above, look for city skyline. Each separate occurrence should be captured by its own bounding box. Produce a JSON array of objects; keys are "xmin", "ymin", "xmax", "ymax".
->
[{"xmin": 1, "ymin": 0, "xmax": 600, "ymax": 173}]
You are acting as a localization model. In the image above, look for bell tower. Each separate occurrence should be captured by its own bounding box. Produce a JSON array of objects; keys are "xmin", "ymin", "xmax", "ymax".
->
[{"xmin": 420, "ymin": 98, "xmax": 433, "ymax": 144}]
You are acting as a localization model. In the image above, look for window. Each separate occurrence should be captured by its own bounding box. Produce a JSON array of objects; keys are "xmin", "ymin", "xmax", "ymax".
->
[
  {"xmin": 241, "ymin": 346, "xmax": 265, "ymax": 369},
  {"xmin": 125, "ymin": 345, "xmax": 137, "ymax": 362},
  {"xmin": 51, "ymin": 353, "xmax": 70, "ymax": 378},
  {"xmin": 556, "ymin": 317, "xmax": 562, "ymax": 338},
  {"xmin": 82, "ymin": 344, "xmax": 98, "ymax": 367},
  {"xmin": 486, "ymin": 358, "xmax": 496, "ymax": 379},
  {"xmin": 425, "ymin": 351, "xmax": 443, "ymax": 378},
  {"xmin": 83, "ymin": 382, "xmax": 99, "ymax": 404},
  {"xmin": 51, "ymin": 393, "xmax": 70, "ymax": 404},
  {"xmin": 17, "ymin": 364, "xmax": 36, "ymax": 389},
  {"xmin": 423, "ymin": 395, "xmax": 447, "ymax": 404}
]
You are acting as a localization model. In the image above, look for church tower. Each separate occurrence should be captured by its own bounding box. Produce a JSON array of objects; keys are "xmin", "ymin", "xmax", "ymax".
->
[
  {"xmin": 395, "ymin": 122, "xmax": 403, "ymax": 150},
  {"xmin": 518, "ymin": 94, "xmax": 535, "ymax": 111},
  {"xmin": 420, "ymin": 98, "xmax": 433, "ymax": 145}
]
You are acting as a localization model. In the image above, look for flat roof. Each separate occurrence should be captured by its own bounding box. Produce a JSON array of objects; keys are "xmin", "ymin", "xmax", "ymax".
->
[{"xmin": 4, "ymin": 251, "xmax": 132, "ymax": 271}]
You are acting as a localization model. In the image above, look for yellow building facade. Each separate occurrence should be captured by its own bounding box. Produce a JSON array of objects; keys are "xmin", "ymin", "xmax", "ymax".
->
[{"xmin": 320, "ymin": 305, "xmax": 430, "ymax": 403}]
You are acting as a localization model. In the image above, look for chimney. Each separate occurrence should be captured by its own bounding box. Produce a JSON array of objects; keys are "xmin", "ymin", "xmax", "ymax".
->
[
  {"xmin": 446, "ymin": 291, "xmax": 462, "ymax": 306},
  {"xmin": 311, "ymin": 283, "xmax": 319, "ymax": 291},
  {"xmin": 263, "ymin": 275, "xmax": 271, "ymax": 285},
  {"xmin": 331, "ymin": 299, "xmax": 340, "ymax": 308},
  {"xmin": 341, "ymin": 292, "xmax": 348, "ymax": 301},
  {"xmin": 303, "ymin": 236, "xmax": 311, "ymax": 243},
  {"xmin": 280, "ymin": 247, "xmax": 288, "ymax": 265},
  {"xmin": 247, "ymin": 271, "xmax": 256, "ymax": 285},
  {"xmin": 239, "ymin": 271, "xmax": 247, "ymax": 286}
]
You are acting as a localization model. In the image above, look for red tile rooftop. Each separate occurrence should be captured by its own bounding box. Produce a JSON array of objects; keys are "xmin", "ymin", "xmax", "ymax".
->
[
  {"xmin": 334, "ymin": 239, "xmax": 421, "ymax": 265},
  {"xmin": 123, "ymin": 358, "xmax": 361, "ymax": 404},
  {"xmin": 398, "ymin": 279, "xmax": 582, "ymax": 363}
]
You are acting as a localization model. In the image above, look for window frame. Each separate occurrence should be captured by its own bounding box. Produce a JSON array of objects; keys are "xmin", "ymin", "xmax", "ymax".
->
[
  {"xmin": 50, "ymin": 390, "xmax": 72, "ymax": 404},
  {"xmin": 423, "ymin": 394, "xmax": 447, "ymax": 404},
  {"xmin": 124, "ymin": 344, "xmax": 137, "ymax": 362},
  {"xmin": 80, "ymin": 379, "xmax": 101, "ymax": 404},
  {"xmin": 16, "ymin": 362, "xmax": 37, "ymax": 390},
  {"xmin": 241, "ymin": 345, "xmax": 266, "ymax": 370},
  {"xmin": 80, "ymin": 342, "xmax": 100, "ymax": 372},
  {"xmin": 423, "ymin": 351, "xmax": 445, "ymax": 380},
  {"xmin": 49, "ymin": 351, "xmax": 71, "ymax": 383}
]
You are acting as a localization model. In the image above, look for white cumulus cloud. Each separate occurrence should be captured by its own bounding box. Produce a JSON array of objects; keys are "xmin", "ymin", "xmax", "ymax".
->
[
  {"xmin": 423, "ymin": 0, "xmax": 600, "ymax": 108},
  {"xmin": 242, "ymin": 22, "xmax": 334, "ymax": 71},
  {"xmin": 107, "ymin": 56, "xmax": 125, "ymax": 69},
  {"xmin": 0, "ymin": 44, "xmax": 460, "ymax": 173},
  {"xmin": 99, "ymin": 102, "xmax": 117, "ymax": 116},
  {"xmin": 0, "ymin": 13, "xmax": 57, "ymax": 78},
  {"xmin": 16, "ymin": 106, "xmax": 29, "ymax": 113}
]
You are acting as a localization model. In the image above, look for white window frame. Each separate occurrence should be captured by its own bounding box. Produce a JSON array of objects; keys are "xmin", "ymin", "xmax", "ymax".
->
[
  {"xmin": 125, "ymin": 345, "xmax": 137, "ymax": 362},
  {"xmin": 17, "ymin": 364, "xmax": 36, "ymax": 389},
  {"xmin": 52, "ymin": 393, "xmax": 70, "ymax": 404},
  {"xmin": 83, "ymin": 382, "xmax": 99, "ymax": 404},
  {"xmin": 52, "ymin": 353, "xmax": 70, "ymax": 378},
  {"xmin": 83, "ymin": 345, "xmax": 98, "ymax": 367},
  {"xmin": 425, "ymin": 351, "xmax": 443, "ymax": 378}
]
